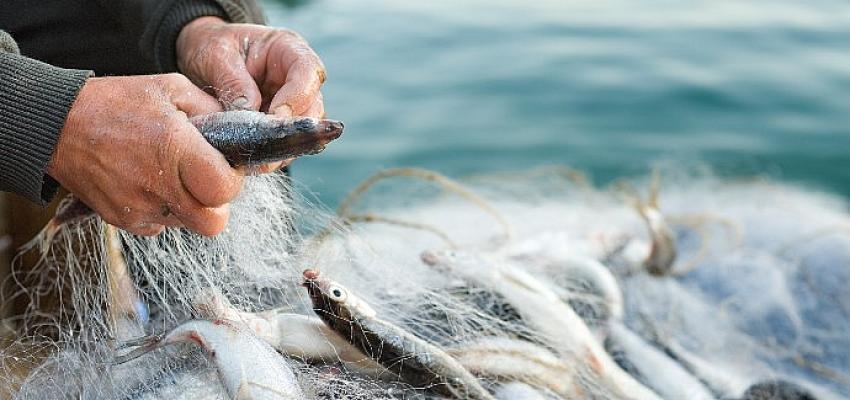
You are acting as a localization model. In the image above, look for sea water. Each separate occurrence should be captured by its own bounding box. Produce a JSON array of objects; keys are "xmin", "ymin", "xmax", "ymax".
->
[{"xmin": 262, "ymin": 0, "xmax": 850, "ymax": 206}]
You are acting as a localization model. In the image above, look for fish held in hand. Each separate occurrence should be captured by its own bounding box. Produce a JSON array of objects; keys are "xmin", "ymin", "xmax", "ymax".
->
[
  {"xmin": 30, "ymin": 110, "xmax": 343, "ymax": 239},
  {"xmin": 191, "ymin": 110, "xmax": 344, "ymax": 166}
]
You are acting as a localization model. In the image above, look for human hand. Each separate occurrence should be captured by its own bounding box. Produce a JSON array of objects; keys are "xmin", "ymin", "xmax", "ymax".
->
[
  {"xmin": 176, "ymin": 17, "xmax": 327, "ymax": 172},
  {"xmin": 47, "ymin": 74, "xmax": 244, "ymax": 236}
]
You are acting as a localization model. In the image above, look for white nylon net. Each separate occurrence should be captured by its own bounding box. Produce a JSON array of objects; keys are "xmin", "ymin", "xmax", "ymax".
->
[{"xmin": 0, "ymin": 166, "xmax": 847, "ymax": 399}]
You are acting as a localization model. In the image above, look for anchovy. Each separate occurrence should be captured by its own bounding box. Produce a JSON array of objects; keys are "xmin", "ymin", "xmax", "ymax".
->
[
  {"xmin": 301, "ymin": 269, "xmax": 496, "ymax": 400},
  {"xmin": 605, "ymin": 323, "xmax": 715, "ymax": 400},
  {"xmin": 421, "ymin": 249, "xmax": 662, "ymax": 400},
  {"xmin": 194, "ymin": 290, "xmax": 389, "ymax": 377},
  {"xmin": 493, "ymin": 382, "xmax": 549, "ymax": 400},
  {"xmin": 33, "ymin": 111, "xmax": 344, "ymax": 236},
  {"xmin": 114, "ymin": 319, "xmax": 305, "ymax": 400},
  {"xmin": 506, "ymin": 244, "xmax": 624, "ymax": 326},
  {"xmin": 643, "ymin": 326, "xmax": 751, "ymax": 398},
  {"xmin": 190, "ymin": 110, "xmax": 343, "ymax": 166},
  {"xmin": 446, "ymin": 337, "xmax": 580, "ymax": 398}
]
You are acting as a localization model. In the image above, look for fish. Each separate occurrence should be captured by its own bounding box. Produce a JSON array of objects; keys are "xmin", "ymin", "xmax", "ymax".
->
[
  {"xmin": 301, "ymin": 269, "xmax": 497, "ymax": 400},
  {"xmin": 30, "ymin": 110, "xmax": 344, "ymax": 241},
  {"xmin": 113, "ymin": 319, "xmax": 305, "ymax": 400},
  {"xmin": 446, "ymin": 337, "xmax": 579, "ymax": 398},
  {"xmin": 605, "ymin": 323, "xmax": 715, "ymax": 400},
  {"xmin": 193, "ymin": 289, "xmax": 389, "ymax": 378},
  {"xmin": 191, "ymin": 110, "xmax": 343, "ymax": 166},
  {"xmin": 421, "ymin": 249, "xmax": 662, "ymax": 400},
  {"xmin": 492, "ymin": 382, "xmax": 549, "ymax": 400}
]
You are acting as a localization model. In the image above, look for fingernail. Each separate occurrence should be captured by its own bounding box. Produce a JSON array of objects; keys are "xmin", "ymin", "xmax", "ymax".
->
[{"xmin": 229, "ymin": 96, "xmax": 250, "ymax": 110}]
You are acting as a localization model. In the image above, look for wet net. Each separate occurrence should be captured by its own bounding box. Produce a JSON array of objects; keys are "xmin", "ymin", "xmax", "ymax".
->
[{"xmin": 0, "ymin": 166, "xmax": 847, "ymax": 399}]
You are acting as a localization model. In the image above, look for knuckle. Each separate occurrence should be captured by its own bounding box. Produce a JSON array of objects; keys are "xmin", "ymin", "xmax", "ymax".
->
[
  {"xmin": 162, "ymin": 72, "xmax": 191, "ymax": 89},
  {"xmin": 268, "ymin": 27, "xmax": 298, "ymax": 43}
]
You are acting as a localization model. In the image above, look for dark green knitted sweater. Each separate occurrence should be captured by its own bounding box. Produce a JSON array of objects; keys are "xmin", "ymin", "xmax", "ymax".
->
[{"xmin": 0, "ymin": 0, "xmax": 264, "ymax": 204}]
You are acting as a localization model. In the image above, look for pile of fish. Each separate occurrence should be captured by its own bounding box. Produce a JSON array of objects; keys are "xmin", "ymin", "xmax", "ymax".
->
[{"xmin": 4, "ymin": 120, "xmax": 848, "ymax": 399}]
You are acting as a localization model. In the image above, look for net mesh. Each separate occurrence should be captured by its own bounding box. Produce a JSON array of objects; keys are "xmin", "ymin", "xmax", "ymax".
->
[{"xmin": 0, "ymin": 166, "xmax": 847, "ymax": 399}]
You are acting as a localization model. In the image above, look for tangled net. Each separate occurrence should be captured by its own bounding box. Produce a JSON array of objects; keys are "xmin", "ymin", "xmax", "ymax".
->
[{"xmin": 0, "ymin": 166, "xmax": 847, "ymax": 399}]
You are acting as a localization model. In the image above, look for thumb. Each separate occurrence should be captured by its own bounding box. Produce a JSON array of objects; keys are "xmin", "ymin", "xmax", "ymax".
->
[
  {"xmin": 174, "ymin": 122, "xmax": 245, "ymax": 208},
  {"xmin": 210, "ymin": 52, "xmax": 263, "ymax": 111}
]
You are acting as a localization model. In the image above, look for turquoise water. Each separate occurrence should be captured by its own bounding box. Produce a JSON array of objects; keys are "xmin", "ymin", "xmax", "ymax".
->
[{"xmin": 262, "ymin": 0, "xmax": 850, "ymax": 206}]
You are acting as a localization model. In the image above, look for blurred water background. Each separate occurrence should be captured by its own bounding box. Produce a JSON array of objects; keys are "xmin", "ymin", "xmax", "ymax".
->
[{"xmin": 262, "ymin": 0, "xmax": 850, "ymax": 206}]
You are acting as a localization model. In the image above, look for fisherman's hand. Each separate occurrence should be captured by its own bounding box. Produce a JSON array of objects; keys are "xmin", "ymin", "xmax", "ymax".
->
[
  {"xmin": 176, "ymin": 17, "xmax": 326, "ymax": 172},
  {"xmin": 47, "ymin": 74, "xmax": 244, "ymax": 236}
]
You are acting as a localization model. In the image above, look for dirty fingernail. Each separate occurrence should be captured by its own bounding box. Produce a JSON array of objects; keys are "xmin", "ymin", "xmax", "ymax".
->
[{"xmin": 229, "ymin": 96, "xmax": 250, "ymax": 110}]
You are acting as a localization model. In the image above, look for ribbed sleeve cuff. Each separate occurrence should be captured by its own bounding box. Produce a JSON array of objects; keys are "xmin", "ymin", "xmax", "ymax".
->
[
  {"xmin": 212, "ymin": 0, "xmax": 267, "ymax": 25},
  {"xmin": 0, "ymin": 53, "xmax": 92, "ymax": 205},
  {"xmin": 146, "ymin": 0, "xmax": 229, "ymax": 72}
]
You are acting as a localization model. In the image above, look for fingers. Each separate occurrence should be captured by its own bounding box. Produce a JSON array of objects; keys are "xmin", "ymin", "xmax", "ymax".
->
[
  {"xmin": 269, "ymin": 59, "xmax": 325, "ymax": 117},
  {"xmin": 303, "ymin": 92, "xmax": 325, "ymax": 119},
  {"xmin": 125, "ymin": 223, "xmax": 165, "ymax": 237},
  {"xmin": 164, "ymin": 74, "xmax": 223, "ymax": 116},
  {"xmin": 174, "ymin": 122, "xmax": 245, "ymax": 209},
  {"xmin": 208, "ymin": 48, "xmax": 264, "ymax": 111},
  {"xmin": 103, "ymin": 199, "xmax": 230, "ymax": 237},
  {"xmin": 170, "ymin": 203, "xmax": 232, "ymax": 237}
]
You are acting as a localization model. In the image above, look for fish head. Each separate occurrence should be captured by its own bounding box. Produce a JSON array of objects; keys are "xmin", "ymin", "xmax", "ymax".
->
[
  {"xmin": 302, "ymin": 269, "xmax": 376, "ymax": 325},
  {"xmin": 420, "ymin": 249, "xmax": 468, "ymax": 271},
  {"xmin": 420, "ymin": 249, "xmax": 491, "ymax": 279},
  {"xmin": 289, "ymin": 117, "xmax": 344, "ymax": 141}
]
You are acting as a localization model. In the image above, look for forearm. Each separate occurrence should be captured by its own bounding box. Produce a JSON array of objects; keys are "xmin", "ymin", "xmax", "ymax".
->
[{"xmin": 0, "ymin": 31, "xmax": 92, "ymax": 204}]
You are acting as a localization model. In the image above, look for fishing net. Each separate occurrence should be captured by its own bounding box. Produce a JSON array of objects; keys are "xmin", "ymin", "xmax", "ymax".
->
[{"xmin": 0, "ymin": 166, "xmax": 847, "ymax": 399}]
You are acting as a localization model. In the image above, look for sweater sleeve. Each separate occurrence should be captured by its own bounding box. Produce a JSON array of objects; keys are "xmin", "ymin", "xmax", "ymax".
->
[
  {"xmin": 143, "ymin": 0, "xmax": 267, "ymax": 71},
  {"xmin": 0, "ymin": 31, "xmax": 92, "ymax": 204},
  {"xmin": 96, "ymin": 0, "xmax": 266, "ymax": 73}
]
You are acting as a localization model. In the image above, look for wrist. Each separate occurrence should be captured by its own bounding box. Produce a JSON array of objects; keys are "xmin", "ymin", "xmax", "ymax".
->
[{"xmin": 47, "ymin": 77, "xmax": 100, "ymax": 182}]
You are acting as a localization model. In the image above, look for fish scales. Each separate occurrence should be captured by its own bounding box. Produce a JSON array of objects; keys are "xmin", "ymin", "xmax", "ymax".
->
[
  {"xmin": 114, "ymin": 319, "xmax": 305, "ymax": 400},
  {"xmin": 302, "ymin": 269, "xmax": 496, "ymax": 400},
  {"xmin": 191, "ymin": 110, "xmax": 344, "ymax": 166}
]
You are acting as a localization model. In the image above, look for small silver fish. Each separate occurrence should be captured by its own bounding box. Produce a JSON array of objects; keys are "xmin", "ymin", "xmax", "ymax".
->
[
  {"xmin": 32, "ymin": 110, "xmax": 344, "ymax": 239},
  {"xmin": 191, "ymin": 110, "xmax": 343, "ymax": 166},
  {"xmin": 114, "ymin": 319, "xmax": 305, "ymax": 400},
  {"xmin": 302, "ymin": 269, "xmax": 496, "ymax": 400}
]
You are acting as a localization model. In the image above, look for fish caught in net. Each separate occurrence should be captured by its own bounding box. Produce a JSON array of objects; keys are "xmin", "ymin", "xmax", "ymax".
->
[{"xmin": 0, "ymin": 166, "xmax": 847, "ymax": 399}]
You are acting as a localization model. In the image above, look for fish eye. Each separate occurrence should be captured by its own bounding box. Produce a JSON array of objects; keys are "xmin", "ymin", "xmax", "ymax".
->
[{"xmin": 327, "ymin": 285, "xmax": 347, "ymax": 302}]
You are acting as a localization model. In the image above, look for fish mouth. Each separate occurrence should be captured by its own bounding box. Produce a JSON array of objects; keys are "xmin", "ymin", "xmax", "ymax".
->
[
  {"xmin": 302, "ymin": 269, "xmax": 333, "ymax": 297},
  {"xmin": 313, "ymin": 119, "xmax": 344, "ymax": 142},
  {"xmin": 303, "ymin": 268, "xmax": 320, "ymax": 280},
  {"xmin": 281, "ymin": 119, "xmax": 344, "ymax": 155},
  {"xmin": 420, "ymin": 251, "xmax": 440, "ymax": 266}
]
